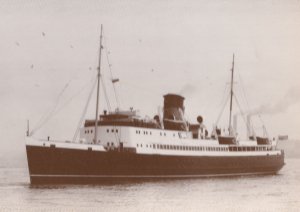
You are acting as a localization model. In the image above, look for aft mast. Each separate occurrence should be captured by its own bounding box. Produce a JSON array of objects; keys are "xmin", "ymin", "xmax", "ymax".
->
[
  {"xmin": 228, "ymin": 54, "xmax": 235, "ymax": 136},
  {"xmin": 94, "ymin": 25, "xmax": 103, "ymax": 144}
]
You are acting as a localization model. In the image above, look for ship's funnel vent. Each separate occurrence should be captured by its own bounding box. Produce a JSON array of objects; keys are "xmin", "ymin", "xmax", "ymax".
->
[{"xmin": 163, "ymin": 94, "xmax": 186, "ymax": 131}]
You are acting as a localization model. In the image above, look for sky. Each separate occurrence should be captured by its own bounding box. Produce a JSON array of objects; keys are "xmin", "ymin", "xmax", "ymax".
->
[{"xmin": 0, "ymin": 0, "xmax": 300, "ymax": 159}]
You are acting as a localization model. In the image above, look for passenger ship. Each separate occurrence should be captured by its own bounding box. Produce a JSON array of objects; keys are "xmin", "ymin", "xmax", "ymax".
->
[{"xmin": 25, "ymin": 26, "xmax": 285, "ymax": 184}]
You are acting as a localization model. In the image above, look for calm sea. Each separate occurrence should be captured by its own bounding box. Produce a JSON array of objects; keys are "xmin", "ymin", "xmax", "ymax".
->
[{"xmin": 0, "ymin": 158, "xmax": 299, "ymax": 212}]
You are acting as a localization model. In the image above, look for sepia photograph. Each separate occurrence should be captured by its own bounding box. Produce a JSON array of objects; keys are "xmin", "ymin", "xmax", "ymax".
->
[{"xmin": 0, "ymin": 0, "xmax": 299, "ymax": 211}]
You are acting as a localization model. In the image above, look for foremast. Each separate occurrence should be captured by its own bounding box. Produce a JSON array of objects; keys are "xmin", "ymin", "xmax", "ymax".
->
[
  {"xmin": 228, "ymin": 54, "xmax": 235, "ymax": 136},
  {"xmin": 94, "ymin": 25, "xmax": 103, "ymax": 144}
]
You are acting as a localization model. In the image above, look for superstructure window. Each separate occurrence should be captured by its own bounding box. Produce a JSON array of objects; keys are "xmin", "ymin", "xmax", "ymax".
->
[{"xmin": 107, "ymin": 129, "xmax": 109, "ymax": 133}]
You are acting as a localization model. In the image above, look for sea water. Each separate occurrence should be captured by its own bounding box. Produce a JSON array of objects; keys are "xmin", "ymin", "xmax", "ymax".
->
[{"xmin": 0, "ymin": 158, "xmax": 299, "ymax": 212}]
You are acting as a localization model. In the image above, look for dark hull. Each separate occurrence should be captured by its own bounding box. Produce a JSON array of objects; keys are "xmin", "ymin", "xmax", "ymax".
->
[{"xmin": 26, "ymin": 145, "xmax": 284, "ymax": 184}]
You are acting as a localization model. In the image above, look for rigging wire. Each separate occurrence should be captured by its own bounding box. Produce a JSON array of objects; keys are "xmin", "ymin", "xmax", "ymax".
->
[
  {"xmin": 215, "ymin": 93, "xmax": 230, "ymax": 126},
  {"xmin": 72, "ymin": 77, "xmax": 97, "ymax": 142},
  {"xmin": 30, "ymin": 80, "xmax": 71, "ymax": 136},
  {"xmin": 237, "ymin": 72, "xmax": 268, "ymax": 136},
  {"xmin": 30, "ymin": 76, "xmax": 95, "ymax": 136},
  {"xmin": 100, "ymin": 74, "xmax": 112, "ymax": 112},
  {"xmin": 233, "ymin": 93, "xmax": 249, "ymax": 130},
  {"xmin": 103, "ymin": 34, "xmax": 121, "ymax": 108}
]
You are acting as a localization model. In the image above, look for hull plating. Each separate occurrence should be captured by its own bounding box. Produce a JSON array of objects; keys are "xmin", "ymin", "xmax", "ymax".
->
[{"xmin": 26, "ymin": 145, "xmax": 284, "ymax": 184}]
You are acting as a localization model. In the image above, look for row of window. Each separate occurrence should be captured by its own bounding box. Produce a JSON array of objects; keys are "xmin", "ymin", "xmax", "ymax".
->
[
  {"xmin": 229, "ymin": 146, "xmax": 272, "ymax": 151},
  {"xmin": 135, "ymin": 130, "xmax": 185, "ymax": 138},
  {"xmin": 85, "ymin": 128, "xmax": 120, "ymax": 134},
  {"xmin": 136, "ymin": 143, "xmax": 272, "ymax": 152},
  {"xmin": 136, "ymin": 130, "xmax": 152, "ymax": 135},
  {"xmin": 106, "ymin": 129, "xmax": 118, "ymax": 133},
  {"xmin": 136, "ymin": 143, "xmax": 228, "ymax": 151},
  {"xmin": 84, "ymin": 129, "xmax": 93, "ymax": 134}
]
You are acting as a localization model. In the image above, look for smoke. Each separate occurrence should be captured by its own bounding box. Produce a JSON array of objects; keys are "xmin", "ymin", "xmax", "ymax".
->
[
  {"xmin": 179, "ymin": 84, "xmax": 197, "ymax": 97},
  {"xmin": 249, "ymin": 86, "xmax": 300, "ymax": 115}
]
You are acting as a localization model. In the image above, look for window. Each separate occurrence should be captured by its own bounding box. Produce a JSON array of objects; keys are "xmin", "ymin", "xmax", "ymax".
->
[
  {"xmin": 91, "ymin": 130, "xmax": 93, "ymax": 133},
  {"xmin": 153, "ymin": 144, "xmax": 156, "ymax": 149},
  {"xmin": 107, "ymin": 142, "xmax": 109, "ymax": 146},
  {"xmin": 137, "ymin": 144, "xmax": 139, "ymax": 147},
  {"xmin": 116, "ymin": 129, "xmax": 118, "ymax": 133},
  {"xmin": 111, "ymin": 129, "xmax": 114, "ymax": 132},
  {"xmin": 164, "ymin": 133, "xmax": 166, "ymax": 136},
  {"xmin": 107, "ymin": 129, "xmax": 109, "ymax": 133},
  {"xmin": 150, "ymin": 132, "xmax": 152, "ymax": 135}
]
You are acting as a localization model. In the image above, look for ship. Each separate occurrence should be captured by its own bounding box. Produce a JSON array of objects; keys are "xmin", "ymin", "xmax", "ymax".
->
[{"xmin": 25, "ymin": 26, "xmax": 285, "ymax": 184}]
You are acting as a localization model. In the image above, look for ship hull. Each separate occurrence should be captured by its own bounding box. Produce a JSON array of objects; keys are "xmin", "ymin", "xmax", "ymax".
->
[{"xmin": 26, "ymin": 145, "xmax": 284, "ymax": 184}]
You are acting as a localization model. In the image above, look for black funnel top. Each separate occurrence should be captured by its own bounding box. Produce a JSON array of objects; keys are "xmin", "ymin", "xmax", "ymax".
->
[{"xmin": 163, "ymin": 94, "xmax": 185, "ymax": 111}]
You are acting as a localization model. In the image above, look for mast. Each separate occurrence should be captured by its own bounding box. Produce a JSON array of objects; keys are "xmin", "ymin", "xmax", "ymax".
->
[
  {"xmin": 228, "ymin": 54, "xmax": 234, "ymax": 135},
  {"xmin": 94, "ymin": 24, "xmax": 103, "ymax": 144}
]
